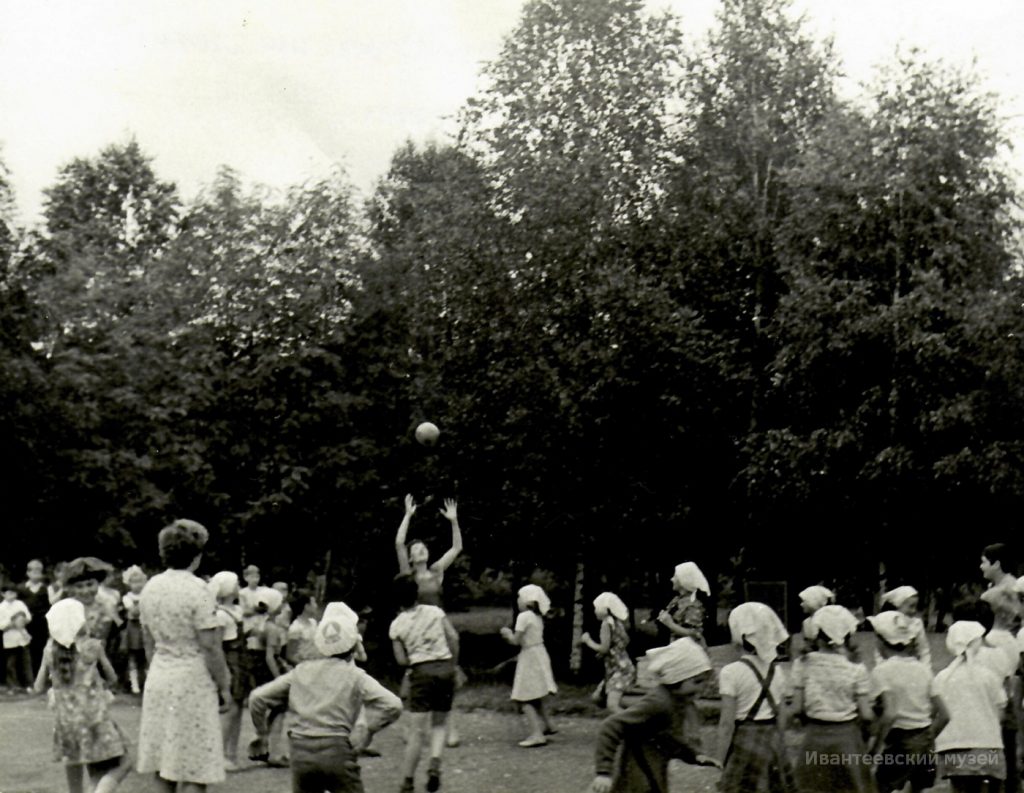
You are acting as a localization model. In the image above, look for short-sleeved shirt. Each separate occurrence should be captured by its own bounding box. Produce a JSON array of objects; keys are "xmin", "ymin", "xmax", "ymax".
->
[
  {"xmin": 515, "ymin": 610, "xmax": 545, "ymax": 648},
  {"xmin": 719, "ymin": 656, "xmax": 788, "ymax": 721},
  {"xmin": 389, "ymin": 604, "xmax": 452, "ymax": 665},
  {"xmin": 139, "ymin": 569, "xmax": 219, "ymax": 659},
  {"xmin": 934, "ymin": 661, "xmax": 1006, "ymax": 752},
  {"xmin": 287, "ymin": 617, "xmax": 320, "ymax": 663},
  {"xmin": 870, "ymin": 656, "xmax": 936, "ymax": 730},
  {"xmin": 790, "ymin": 651, "xmax": 870, "ymax": 722},
  {"xmin": 216, "ymin": 604, "xmax": 242, "ymax": 643}
]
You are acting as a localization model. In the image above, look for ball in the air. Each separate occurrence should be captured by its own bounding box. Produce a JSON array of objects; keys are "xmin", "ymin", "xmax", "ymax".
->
[{"xmin": 415, "ymin": 422, "xmax": 440, "ymax": 446}]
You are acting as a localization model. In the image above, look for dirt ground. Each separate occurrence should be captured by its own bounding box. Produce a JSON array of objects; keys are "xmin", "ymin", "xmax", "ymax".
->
[{"xmin": 0, "ymin": 695, "xmax": 725, "ymax": 793}]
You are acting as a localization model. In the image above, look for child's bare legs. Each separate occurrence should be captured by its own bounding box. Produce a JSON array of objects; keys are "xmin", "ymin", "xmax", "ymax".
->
[
  {"xmin": 88, "ymin": 752, "xmax": 132, "ymax": 793},
  {"xmin": 154, "ymin": 777, "xmax": 207, "ymax": 793},
  {"xmin": 65, "ymin": 765, "xmax": 86, "ymax": 793},
  {"xmin": 537, "ymin": 696, "xmax": 554, "ymax": 732},
  {"xmin": 520, "ymin": 701, "xmax": 546, "ymax": 745},
  {"xmin": 445, "ymin": 711, "xmax": 460, "ymax": 747},
  {"xmin": 400, "ymin": 711, "xmax": 430, "ymax": 788},
  {"xmin": 221, "ymin": 699, "xmax": 242, "ymax": 766},
  {"xmin": 268, "ymin": 710, "xmax": 288, "ymax": 764}
]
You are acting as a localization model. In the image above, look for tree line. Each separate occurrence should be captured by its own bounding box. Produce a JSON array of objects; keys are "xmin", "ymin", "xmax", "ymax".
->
[{"xmin": 1, "ymin": 0, "xmax": 1021, "ymax": 619}]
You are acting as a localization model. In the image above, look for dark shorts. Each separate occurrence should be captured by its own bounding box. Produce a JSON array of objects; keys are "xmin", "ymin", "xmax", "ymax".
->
[
  {"xmin": 290, "ymin": 735, "xmax": 362, "ymax": 793},
  {"xmin": 407, "ymin": 660, "xmax": 456, "ymax": 713}
]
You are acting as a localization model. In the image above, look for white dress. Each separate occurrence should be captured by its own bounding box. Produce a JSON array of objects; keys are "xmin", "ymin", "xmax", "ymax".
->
[{"xmin": 511, "ymin": 611, "xmax": 557, "ymax": 702}]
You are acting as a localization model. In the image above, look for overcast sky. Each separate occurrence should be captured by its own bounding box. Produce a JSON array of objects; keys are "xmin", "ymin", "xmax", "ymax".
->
[{"xmin": 0, "ymin": 0, "xmax": 1020, "ymax": 222}]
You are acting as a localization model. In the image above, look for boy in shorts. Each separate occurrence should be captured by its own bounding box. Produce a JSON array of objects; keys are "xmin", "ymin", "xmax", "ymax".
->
[{"xmin": 389, "ymin": 574, "xmax": 460, "ymax": 793}]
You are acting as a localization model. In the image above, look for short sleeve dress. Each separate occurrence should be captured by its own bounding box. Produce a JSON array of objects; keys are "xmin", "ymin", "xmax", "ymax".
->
[
  {"xmin": 511, "ymin": 611, "xmax": 558, "ymax": 703},
  {"xmin": 46, "ymin": 637, "xmax": 128, "ymax": 765},
  {"xmin": 137, "ymin": 569, "xmax": 225, "ymax": 784},
  {"xmin": 602, "ymin": 617, "xmax": 637, "ymax": 697}
]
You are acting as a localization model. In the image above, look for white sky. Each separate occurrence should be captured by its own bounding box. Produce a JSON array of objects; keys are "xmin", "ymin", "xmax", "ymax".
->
[{"xmin": 0, "ymin": 0, "xmax": 1020, "ymax": 222}]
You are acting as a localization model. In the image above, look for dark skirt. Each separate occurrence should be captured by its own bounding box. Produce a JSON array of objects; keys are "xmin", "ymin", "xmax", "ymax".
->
[
  {"xmin": 797, "ymin": 720, "xmax": 878, "ymax": 793},
  {"xmin": 121, "ymin": 619, "xmax": 144, "ymax": 652},
  {"xmin": 875, "ymin": 726, "xmax": 935, "ymax": 792},
  {"xmin": 720, "ymin": 721, "xmax": 796, "ymax": 793}
]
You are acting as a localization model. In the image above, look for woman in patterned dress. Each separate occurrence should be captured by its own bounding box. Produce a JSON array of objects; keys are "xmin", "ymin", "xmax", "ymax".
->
[
  {"xmin": 137, "ymin": 519, "xmax": 232, "ymax": 791},
  {"xmin": 34, "ymin": 598, "xmax": 132, "ymax": 793},
  {"xmin": 580, "ymin": 592, "xmax": 636, "ymax": 712}
]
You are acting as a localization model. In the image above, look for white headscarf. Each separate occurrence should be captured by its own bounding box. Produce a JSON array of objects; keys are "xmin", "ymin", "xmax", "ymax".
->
[
  {"xmin": 258, "ymin": 587, "xmax": 284, "ymax": 614},
  {"xmin": 728, "ymin": 602, "xmax": 789, "ymax": 662},
  {"xmin": 798, "ymin": 585, "xmax": 835, "ymax": 612},
  {"xmin": 518, "ymin": 584, "xmax": 551, "ymax": 616},
  {"xmin": 314, "ymin": 602, "xmax": 361, "ymax": 657},
  {"xmin": 46, "ymin": 599, "xmax": 86, "ymax": 649},
  {"xmin": 946, "ymin": 621, "xmax": 986, "ymax": 660},
  {"xmin": 868, "ymin": 611, "xmax": 914, "ymax": 647},
  {"xmin": 881, "ymin": 586, "xmax": 918, "ymax": 609},
  {"xmin": 122, "ymin": 565, "xmax": 146, "ymax": 586},
  {"xmin": 808, "ymin": 605, "xmax": 860, "ymax": 646},
  {"xmin": 672, "ymin": 562, "xmax": 710, "ymax": 598},
  {"xmin": 646, "ymin": 637, "xmax": 712, "ymax": 685},
  {"xmin": 207, "ymin": 571, "xmax": 240, "ymax": 601},
  {"xmin": 593, "ymin": 592, "xmax": 628, "ymax": 622}
]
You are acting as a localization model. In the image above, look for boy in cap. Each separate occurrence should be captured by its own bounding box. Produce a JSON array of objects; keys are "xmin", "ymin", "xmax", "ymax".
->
[
  {"xmin": 590, "ymin": 636, "xmax": 720, "ymax": 793},
  {"xmin": 249, "ymin": 601, "xmax": 402, "ymax": 793}
]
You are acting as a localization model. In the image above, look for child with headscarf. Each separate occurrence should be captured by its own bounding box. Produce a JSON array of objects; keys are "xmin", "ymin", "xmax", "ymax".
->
[
  {"xmin": 34, "ymin": 599, "xmax": 132, "ymax": 793},
  {"xmin": 791, "ymin": 605, "xmax": 877, "ymax": 793},
  {"xmin": 250, "ymin": 601, "xmax": 402, "ymax": 793},
  {"xmin": 580, "ymin": 592, "xmax": 636, "ymax": 713},
  {"xmin": 716, "ymin": 602, "xmax": 794, "ymax": 793},
  {"xmin": 867, "ymin": 611, "xmax": 949, "ymax": 793},
  {"xmin": 794, "ymin": 585, "xmax": 835, "ymax": 655},
  {"xmin": 207, "ymin": 571, "xmax": 245, "ymax": 772},
  {"xmin": 656, "ymin": 562, "xmax": 709, "ymax": 646},
  {"xmin": 119, "ymin": 565, "xmax": 148, "ymax": 695},
  {"xmin": 590, "ymin": 636, "xmax": 720, "ymax": 792},
  {"xmin": 501, "ymin": 583, "xmax": 558, "ymax": 747},
  {"xmin": 933, "ymin": 621, "xmax": 1008, "ymax": 792},
  {"xmin": 879, "ymin": 586, "xmax": 931, "ymax": 669}
]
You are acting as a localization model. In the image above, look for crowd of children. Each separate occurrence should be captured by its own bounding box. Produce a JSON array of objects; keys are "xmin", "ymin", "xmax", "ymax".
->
[{"xmin": 9, "ymin": 530, "xmax": 1024, "ymax": 793}]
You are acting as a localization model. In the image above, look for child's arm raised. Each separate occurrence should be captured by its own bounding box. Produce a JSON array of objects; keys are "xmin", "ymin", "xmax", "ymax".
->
[
  {"xmin": 431, "ymin": 499, "xmax": 463, "ymax": 573},
  {"xmin": 394, "ymin": 494, "xmax": 416, "ymax": 574}
]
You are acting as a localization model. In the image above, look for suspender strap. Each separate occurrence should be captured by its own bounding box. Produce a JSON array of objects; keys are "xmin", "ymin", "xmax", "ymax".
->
[{"xmin": 738, "ymin": 657, "xmax": 780, "ymax": 722}]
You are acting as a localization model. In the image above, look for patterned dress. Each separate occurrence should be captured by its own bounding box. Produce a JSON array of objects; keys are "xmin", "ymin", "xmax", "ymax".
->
[
  {"xmin": 602, "ymin": 617, "xmax": 637, "ymax": 697},
  {"xmin": 137, "ymin": 569, "xmax": 225, "ymax": 784},
  {"xmin": 662, "ymin": 594, "xmax": 706, "ymax": 646},
  {"xmin": 46, "ymin": 638, "xmax": 128, "ymax": 765}
]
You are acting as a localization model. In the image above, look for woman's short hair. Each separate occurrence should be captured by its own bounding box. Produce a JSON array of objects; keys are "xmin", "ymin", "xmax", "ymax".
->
[
  {"xmin": 983, "ymin": 543, "xmax": 1017, "ymax": 575},
  {"xmin": 158, "ymin": 519, "xmax": 210, "ymax": 569}
]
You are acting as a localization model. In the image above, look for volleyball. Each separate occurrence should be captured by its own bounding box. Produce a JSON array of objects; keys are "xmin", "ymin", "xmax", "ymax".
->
[{"xmin": 415, "ymin": 421, "xmax": 440, "ymax": 446}]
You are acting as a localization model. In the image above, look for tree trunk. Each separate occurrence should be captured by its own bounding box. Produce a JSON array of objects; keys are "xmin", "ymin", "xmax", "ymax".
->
[{"xmin": 569, "ymin": 558, "xmax": 585, "ymax": 674}]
